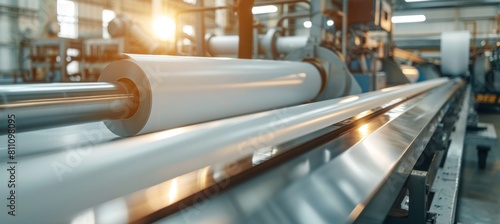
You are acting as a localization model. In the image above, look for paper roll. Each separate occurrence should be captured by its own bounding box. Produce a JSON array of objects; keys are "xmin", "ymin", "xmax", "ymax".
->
[
  {"xmin": 440, "ymin": 31, "xmax": 470, "ymax": 76},
  {"xmin": 99, "ymin": 54, "xmax": 322, "ymax": 136}
]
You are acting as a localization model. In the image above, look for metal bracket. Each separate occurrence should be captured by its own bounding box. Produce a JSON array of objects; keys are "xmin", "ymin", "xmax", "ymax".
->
[{"xmin": 386, "ymin": 170, "xmax": 436, "ymax": 224}]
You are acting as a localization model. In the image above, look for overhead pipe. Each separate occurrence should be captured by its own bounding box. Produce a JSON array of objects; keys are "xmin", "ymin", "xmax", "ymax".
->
[
  {"xmin": 276, "ymin": 11, "xmax": 310, "ymax": 30},
  {"xmin": 173, "ymin": 0, "xmax": 310, "ymax": 55},
  {"xmin": 206, "ymin": 34, "xmax": 308, "ymax": 57}
]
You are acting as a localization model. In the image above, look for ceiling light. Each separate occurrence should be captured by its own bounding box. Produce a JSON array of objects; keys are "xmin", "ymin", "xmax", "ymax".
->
[
  {"xmin": 327, "ymin": 20, "xmax": 334, "ymax": 26},
  {"xmin": 391, "ymin": 15, "xmax": 426, "ymax": 23},
  {"xmin": 303, "ymin": 21, "xmax": 312, "ymax": 28},
  {"xmin": 252, "ymin": 5, "xmax": 278, "ymax": 14}
]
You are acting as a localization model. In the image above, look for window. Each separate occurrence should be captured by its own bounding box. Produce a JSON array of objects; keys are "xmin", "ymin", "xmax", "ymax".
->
[
  {"xmin": 57, "ymin": 0, "xmax": 77, "ymax": 38},
  {"xmin": 183, "ymin": 0, "xmax": 197, "ymax": 5},
  {"xmin": 102, "ymin": 9, "xmax": 116, "ymax": 39}
]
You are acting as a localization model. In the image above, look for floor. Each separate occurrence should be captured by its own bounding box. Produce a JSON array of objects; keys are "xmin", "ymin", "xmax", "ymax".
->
[{"xmin": 456, "ymin": 112, "xmax": 500, "ymax": 224}]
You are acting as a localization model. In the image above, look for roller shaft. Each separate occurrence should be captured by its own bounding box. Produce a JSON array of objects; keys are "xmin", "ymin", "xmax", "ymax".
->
[{"xmin": 0, "ymin": 82, "xmax": 134, "ymax": 132}]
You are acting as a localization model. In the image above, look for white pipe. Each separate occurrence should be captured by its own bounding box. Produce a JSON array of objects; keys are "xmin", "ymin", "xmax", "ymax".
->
[
  {"xmin": 275, "ymin": 36, "xmax": 308, "ymax": 55},
  {"xmin": 99, "ymin": 54, "xmax": 322, "ymax": 136},
  {"xmin": 0, "ymin": 78, "xmax": 452, "ymax": 223},
  {"xmin": 207, "ymin": 35, "xmax": 240, "ymax": 56},
  {"xmin": 207, "ymin": 35, "xmax": 307, "ymax": 56}
]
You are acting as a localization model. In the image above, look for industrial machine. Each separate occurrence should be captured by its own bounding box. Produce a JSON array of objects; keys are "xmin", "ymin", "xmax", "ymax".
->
[
  {"xmin": 473, "ymin": 46, "xmax": 500, "ymax": 111},
  {"xmin": 0, "ymin": 1, "xmax": 491, "ymax": 224},
  {"xmin": 0, "ymin": 56, "xmax": 473, "ymax": 223}
]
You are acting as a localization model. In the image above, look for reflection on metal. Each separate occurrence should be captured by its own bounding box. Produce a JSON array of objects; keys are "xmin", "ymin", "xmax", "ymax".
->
[
  {"xmin": 339, "ymin": 96, "xmax": 360, "ymax": 103},
  {"xmin": 357, "ymin": 124, "xmax": 370, "ymax": 136},
  {"xmin": 252, "ymin": 147, "xmax": 279, "ymax": 165}
]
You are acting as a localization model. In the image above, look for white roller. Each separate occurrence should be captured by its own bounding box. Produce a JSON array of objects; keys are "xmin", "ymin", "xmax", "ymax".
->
[
  {"xmin": 99, "ymin": 54, "xmax": 322, "ymax": 136},
  {"xmin": 440, "ymin": 31, "xmax": 470, "ymax": 76}
]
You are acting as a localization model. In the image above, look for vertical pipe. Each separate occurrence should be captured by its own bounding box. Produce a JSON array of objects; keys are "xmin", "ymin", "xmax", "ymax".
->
[
  {"xmin": 253, "ymin": 27, "xmax": 259, "ymax": 58},
  {"xmin": 238, "ymin": 0, "xmax": 254, "ymax": 59},
  {"xmin": 195, "ymin": 0, "xmax": 206, "ymax": 56},
  {"xmin": 309, "ymin": 0, "xmax": 322, "ymax": 42},
  {"xmin": 342, "ymin": 0, "xmax": 347, "ymax": 60},
  {"xmin": 371, "ymin": 53, "xmax": 378, "ymax": 91}
]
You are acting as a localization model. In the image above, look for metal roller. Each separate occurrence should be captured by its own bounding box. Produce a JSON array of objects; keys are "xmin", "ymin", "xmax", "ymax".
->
[
  {"xmin": 0, "ymin": 82, "xmax": 135, "ymax": 132},
  {"xmin": 1, "ymin": 54, "xmax": 324, "ymax": 136}
]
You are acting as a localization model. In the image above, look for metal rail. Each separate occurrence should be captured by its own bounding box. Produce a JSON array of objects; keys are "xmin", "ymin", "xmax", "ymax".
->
[{"xmin": 0, "ymin": 82, "xmax": 134, "ymax": 132}]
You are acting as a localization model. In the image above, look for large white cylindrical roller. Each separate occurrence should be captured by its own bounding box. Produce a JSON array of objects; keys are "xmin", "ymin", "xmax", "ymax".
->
[{"xmin": 99, "ymin": 54, "xmax": 322, "ymax": 136}]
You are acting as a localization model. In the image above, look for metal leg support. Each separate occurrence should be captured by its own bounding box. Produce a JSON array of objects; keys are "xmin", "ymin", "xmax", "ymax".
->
[{"xmin": 386, "ymin": 171, "xmax": 436, "ymax": 224}]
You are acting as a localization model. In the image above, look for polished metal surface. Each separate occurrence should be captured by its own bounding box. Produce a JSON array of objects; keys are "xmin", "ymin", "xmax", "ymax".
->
[
  {"xmin": 153, "ymin": 79, "xmax": 464, "ymax": 224},
  {"xmin": 0, "ymin": 82, "xmax": 134, "ymax": 132},
  {"xmin": 429, "ymin": 86, "xmax": 470, "ymax": 224},
  {"xmin": 0, "ymin": 79, "xmax": 449, "ymax": 223}
]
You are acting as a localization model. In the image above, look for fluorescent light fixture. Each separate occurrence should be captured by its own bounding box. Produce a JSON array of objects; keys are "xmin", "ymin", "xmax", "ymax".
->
[
  {"xmin": 327, "ymin": 19, "xmax": 334, "ymax": 26},
  {"xmin": 252, "ymin": 5, "xmax": 278, "ymax": 14},
  {"xmin": 303, "ymin": 21, "xmax": 312, "ymax": 28},
  {"xmin": 405, "ymin": 0, "xmax": 430, "ymax": 2},
  {"xmin": 391, "ymin": 15, "xmax": 426, "ymax": 23}
]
